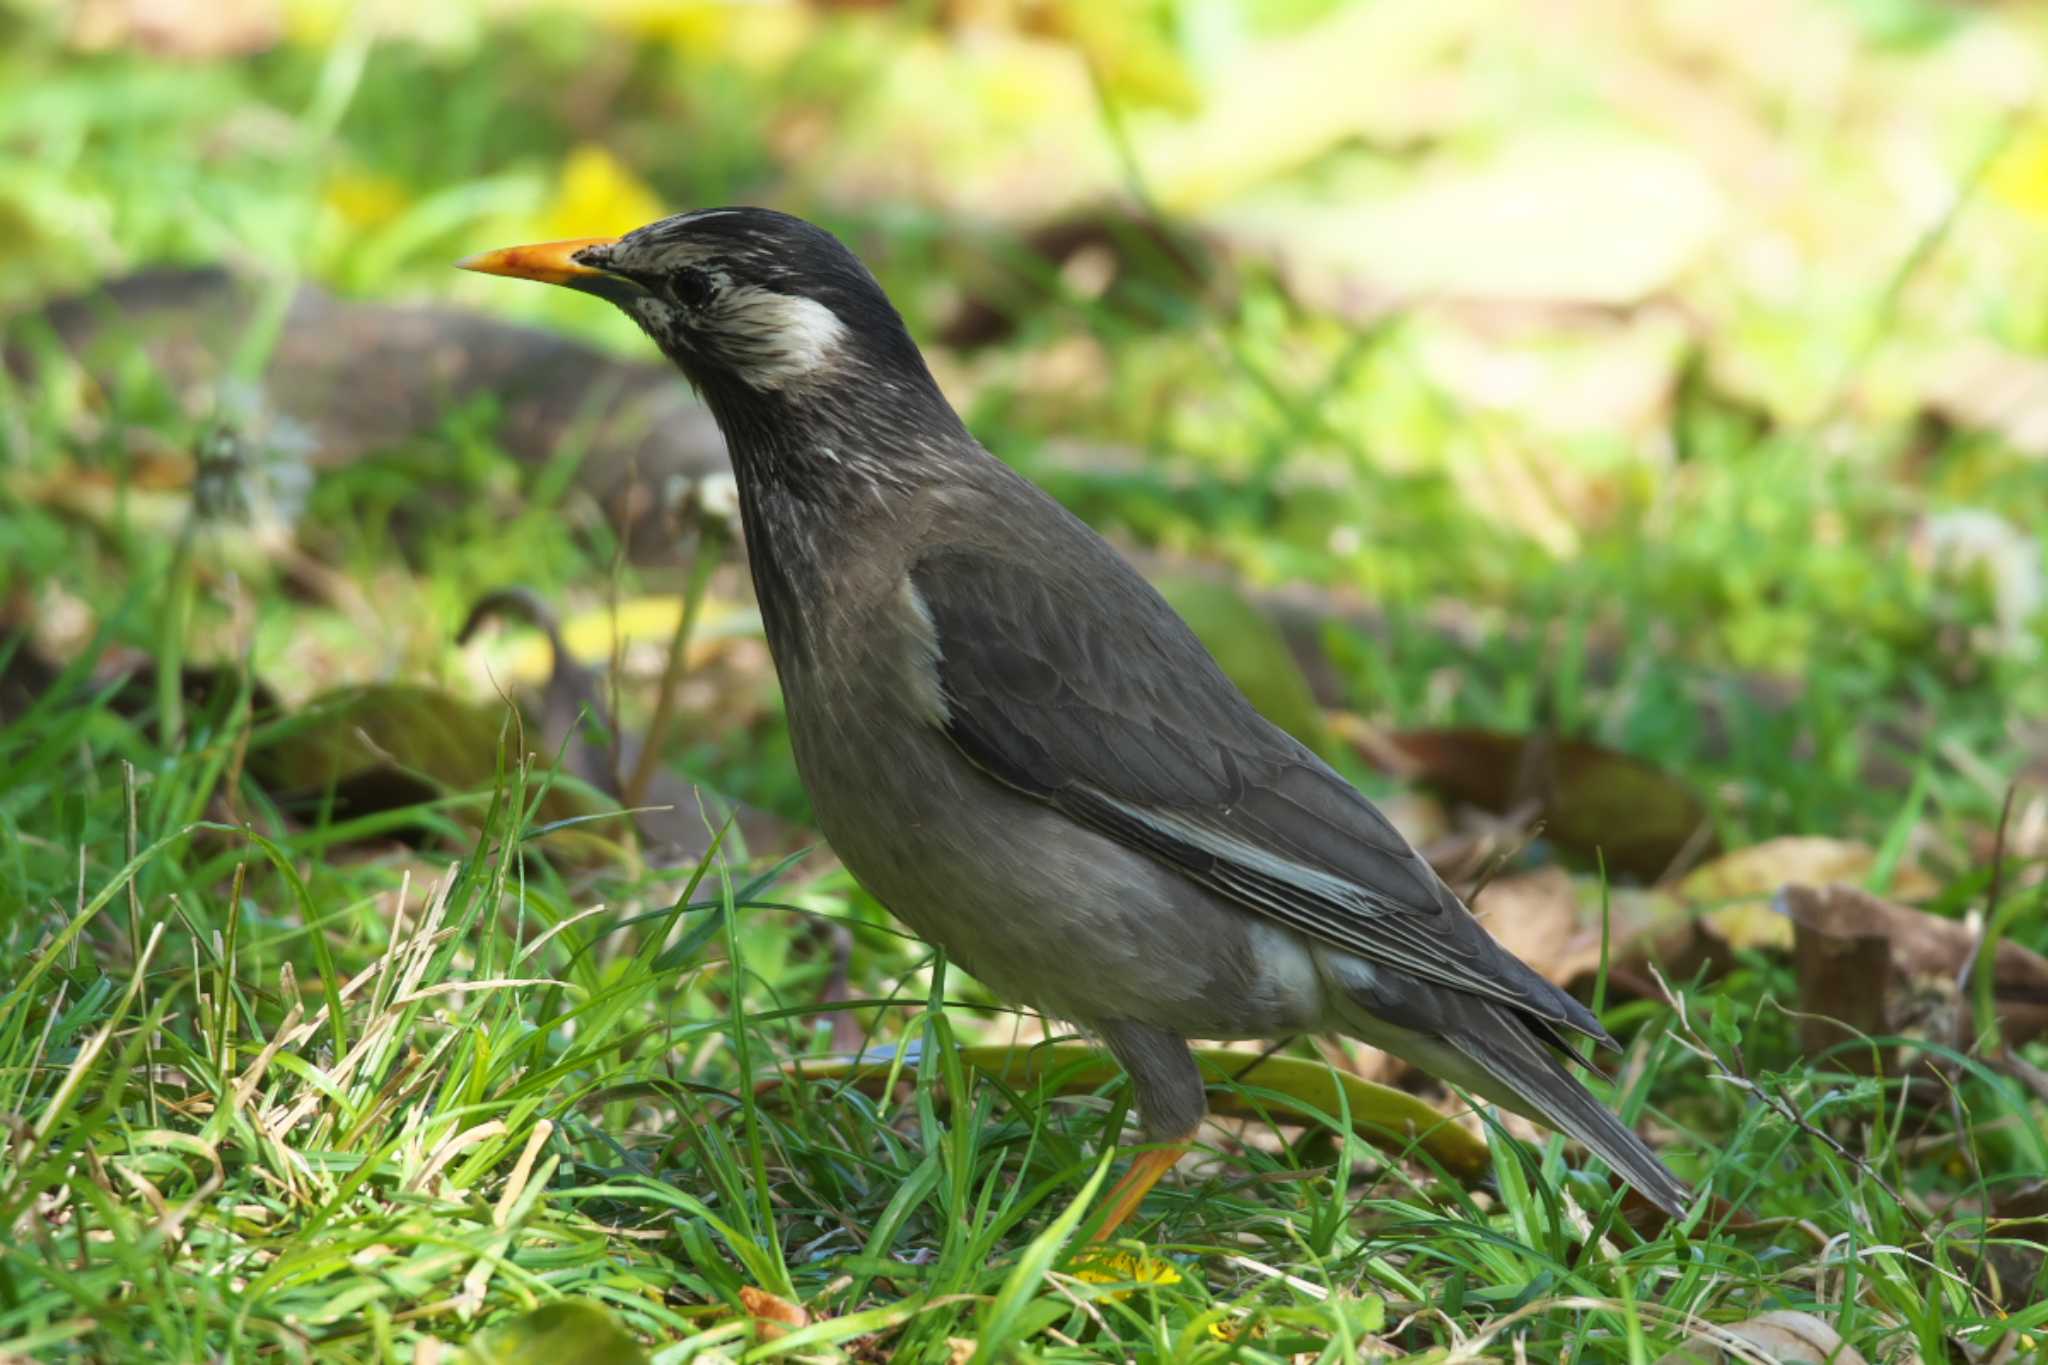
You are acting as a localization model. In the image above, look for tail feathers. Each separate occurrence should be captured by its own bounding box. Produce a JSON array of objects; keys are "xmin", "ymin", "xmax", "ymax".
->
[{"xmin": 1446, "ymin": 1005, "xmax": 1691, "ymax": 1217}]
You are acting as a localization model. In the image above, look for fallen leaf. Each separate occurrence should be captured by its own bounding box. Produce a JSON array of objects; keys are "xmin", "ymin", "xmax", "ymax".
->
[
  {"xmin": 1211, "ymin": 130, "xmax": 1724, "ymax": 308},
  {"xmin": 1925, "ymin": 340, "xmax": 2048, "ymax": 460},
  {"xmin": 764, "ymin": 1042, "xmax": 1492, "ymax": 1181},
  {"xmin": 1778, "ymin": 883, "xmax": 2048, "ymax": 1051},
  {"xmin": 1678, "ymin": 838, "xmax": 1939, "ymax": 954},
  {"xmin": 69, "ymin": 0, "xmax": 281, "ymax": 57},
  {"xmin": 241, "ymin": 679, "xmax": 659, "ymax": 862},
  {"xmin": 1465, "ymin": 867, "xmax": 1696, "ymax": 991},
  {"xmin": 1068, "ymin": 1246, "xmax": 1183, "ymax": 1299},
  {"xmin": 1359, "ymin": 726, "xmax": 1713, "ymax": 881},
  {"xmin": 247, "ymin": 683, "xmax": 561, "ymax": 823},
  {"xmin": 738, "ymin": 1286, "xmax": 808, "ymax": 1343},
  {"xmin": 1466, "ymin": 867, "xmax": 1599, "ymax": 986},
  {"xmin": 475, "ymin": 593, "xmax": 752, "ymax": 690},
  {"xmin": 457, "ymin": 588, "xmax": 799, "ymax": 866},
  {"xmin": 1156, "ymin": 575, "xmax": 1334, "ymax": 759},
  {"xmin": 1655, "ymin": 1309, "xmax": 1869, "ymax": 1365},
  {"xmin": 1021, "ymin": 0, "xmax": 1199, "ymax": 114},
  {"xmin": 1134, "ymin": 0, "xmax": 1481, "ymax": 214},
  {"xmin": 1413, "ymin": 306, "xmax": 1694, "ymax": 445},
  {"xmin": 813, "ymin": 0, "xmax": 1478, "ymax": 224},
  {"xmin": 1423, "ymin": 868, "xmax": 1704, "ymax": 1025},
  {"xmin": 1988, "ymin": 120, "xmax": 2048, "ymax": 224},
  {"xmin": 11, "ymin": 269, "xmax": 732, "ymax": 567},
  {"xmin": 461, "ymin": 1301, "xmax": 650, "ymax": 1365},
  {"xmin": 1784, "ymin": 886, "xmax": 1893, "ymax": 1074}
]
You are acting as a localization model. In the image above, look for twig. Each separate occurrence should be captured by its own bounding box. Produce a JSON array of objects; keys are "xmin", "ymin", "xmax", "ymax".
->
[
  {"xmin": 1646, "ymin": 964, "xmax": 1932, "ymax": 1244},
  {"xmin": 1816, "ymin": 109, "xmax": 2025, "ymax": 427},
  {"xmin": 1959, "ymin": 783, "xmax": 2018, "ymax": 1053},
  {"xmin": 623, "ymin": 515, "xmax": 727, "ymax": 810}
]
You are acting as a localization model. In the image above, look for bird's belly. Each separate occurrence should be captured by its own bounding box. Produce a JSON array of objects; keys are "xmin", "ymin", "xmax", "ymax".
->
[{"xmin": 793, "ymin": 711, "xmax": 1324, "ymax": 1039}]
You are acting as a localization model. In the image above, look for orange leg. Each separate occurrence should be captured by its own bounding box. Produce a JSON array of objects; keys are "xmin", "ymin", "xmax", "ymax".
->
[{"xmin": 1088, "ymin": 1140, "xmax": 1192, "ymax": 1242}]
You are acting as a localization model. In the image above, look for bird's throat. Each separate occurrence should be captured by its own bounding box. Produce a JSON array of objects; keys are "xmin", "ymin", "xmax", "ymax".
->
[{"xmin": 691, "ymin": 363, "xmax": 971, "ymax": 663}]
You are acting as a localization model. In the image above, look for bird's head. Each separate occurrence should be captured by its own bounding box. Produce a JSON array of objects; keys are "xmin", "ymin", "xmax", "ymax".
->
[{"xmin": 461, "ymin": 207, "xmax": 934, "ymax": 404}]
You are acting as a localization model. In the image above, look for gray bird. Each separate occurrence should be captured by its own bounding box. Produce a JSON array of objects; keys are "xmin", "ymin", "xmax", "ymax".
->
[{"xmin": 460, "ymin": 208, "xmax": 1692, "ymax": 1233}]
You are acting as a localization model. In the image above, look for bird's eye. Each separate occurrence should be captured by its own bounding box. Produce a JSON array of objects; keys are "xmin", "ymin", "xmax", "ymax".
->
[{"xmin": 669, "ymin": 268, "xmax": 715, "ymax": 309}]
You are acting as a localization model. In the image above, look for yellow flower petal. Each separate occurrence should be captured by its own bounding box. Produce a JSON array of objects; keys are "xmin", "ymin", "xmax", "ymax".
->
[
  {"xmin": 540, "ymin": 144, "xmax": 668, "ymax": 241},
  {"xmin": 324, "ymin": 170, "xmax": 410, "ymax": 230},
  {"xmin": 1069, "ymin": 1247, "xmax": 1183, "ymax": 1299},
  {"xmin": 1989, "ymin": 125, "xmax": 2048, "ymax": 222}
]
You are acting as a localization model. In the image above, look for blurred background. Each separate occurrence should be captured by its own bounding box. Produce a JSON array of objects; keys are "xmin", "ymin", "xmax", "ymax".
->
[
  {"xmin": 6, "ymin": 0, "xmax": 2046, "ymax": 860},
  {"xmin": 5, "ymin": 1, "xmax": 2048, "ymax": 1355}
]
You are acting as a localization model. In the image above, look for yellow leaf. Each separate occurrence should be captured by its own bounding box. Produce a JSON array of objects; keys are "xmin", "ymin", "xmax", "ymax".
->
[
  {"xmin": 1069, "ymin": 1246, "xmax": 1182, "ymax": 1298},
  {"xmin": 324, "ymin": 169, "xmax": 410, "ymax": 230},
  {"xmin": 477, "ymin": 595, "xmax": 745, "ymax": 687},
  {"xmin": 1677, "ymin": 836, "xmax": 1937, "ymax": 953},
  {"xmin": 1989, "ymin": 124, "xmax": 2048, "ymax": 223},
  {"xmin": 541, "ymin": 145, "xmax": 667, "ymax": 242},
  {"xmin": 765, "ymin": 1043, "xmax": 1493, "ymax": 1180},
  {"xmin": 1206, "ymin": 1315, "xmax": 1265, "ymax": 1343},
  {"xmin": 1033, "ymin": 0, "xmax": 1199, "ymax": 115},
  {"xmin": 579, "ymin": 1, "xmax": 812, "ymax": 70}
]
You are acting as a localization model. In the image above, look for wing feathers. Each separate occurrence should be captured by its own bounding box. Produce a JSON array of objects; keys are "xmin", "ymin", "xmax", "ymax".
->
[
  {"xmin": 1073, "ymin": 788, "xmax": 1602, "ymax": 1033},
  {"xmin": 911, "ymin": 541, "xmax": 1605, "ymax": 1044}
]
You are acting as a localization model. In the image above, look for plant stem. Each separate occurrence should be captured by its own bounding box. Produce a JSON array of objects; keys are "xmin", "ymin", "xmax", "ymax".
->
[{"xmin": 623, "ymin": 524, "xmax": 724, "ymax": 810}]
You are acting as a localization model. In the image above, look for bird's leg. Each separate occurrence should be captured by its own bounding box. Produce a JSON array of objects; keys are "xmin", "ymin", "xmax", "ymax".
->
[
  {"xmin": 1089, "ymin": 1137, "xmax": 1194, "ymax": 1242},
  {"xmin": 1090, "ymin": 1021, "xmax": 1206, "ymax": 1241}
]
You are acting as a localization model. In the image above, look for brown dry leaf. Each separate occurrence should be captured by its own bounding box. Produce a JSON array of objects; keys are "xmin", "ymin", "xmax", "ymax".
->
[
  {"xmin": 1678, "ymin": 838, "xmax": 1938, "ymax": 955},
  {"xmin": 15, "ymin": 270, "xmax": 733, "ymax": 569},
  {"xmin": 1467, "ymin": 869, "xmax": 1697, "ymax": 994},
  {"xmin": 1785, "ymin": 886, "xmax": 1894, "ymax": 1074},
  {"xmin": 1780, "ymin": 883, "xmax": 2048, "ymax": 1050},
  {"xmin": 1926, "ymin": 339, "xmax": 2048, "ymax": 459},
  {"xmin": 1363, "ymin": 727, "xmax": 1712, "ymax": 881},
  {"xmin": 738, "ymin": 1286, "xmax": 807, "ymax": 1343},
  {"xmin": 1655, "ymin": 1309, "xmax": 1869, "ymax": 1365},
  {"xmin": 69, "ymin": 0, "xmax": 281, "ymax": 57},
  {"xmin": 1978, "ymin": 1180, "xmax": 2048, "ymax": 1308},
  {"xmin": 1468, "ymin": 867, "xmax": 1602, "ymax": 987}
]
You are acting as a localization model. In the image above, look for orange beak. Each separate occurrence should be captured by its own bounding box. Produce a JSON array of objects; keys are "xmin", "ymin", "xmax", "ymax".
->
[{"xmin": 457, "ymin": 236, "xmax": 635, "ymax": 297}]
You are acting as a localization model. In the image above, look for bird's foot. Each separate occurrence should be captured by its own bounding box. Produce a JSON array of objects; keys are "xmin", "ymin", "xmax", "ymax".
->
[{"xmin": 1086, "ymin": 1140, "xmax": 1191, "ymax": 1242}]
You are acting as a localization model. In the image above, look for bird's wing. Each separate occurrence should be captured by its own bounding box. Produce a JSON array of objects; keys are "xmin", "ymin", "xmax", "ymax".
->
[{"xmin": 910, "ymin": 544, "xmax": 1606, "ymax": 1042}]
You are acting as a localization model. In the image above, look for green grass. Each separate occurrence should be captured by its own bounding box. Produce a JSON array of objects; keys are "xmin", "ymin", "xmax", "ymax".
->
[
  {"xmin": 2, "ymin": 705, "xmax": 2042, "ymax": 1359},
  {"xmin": 3, "ymin": 0, "xmax": 2047, "ymax": 1358}
]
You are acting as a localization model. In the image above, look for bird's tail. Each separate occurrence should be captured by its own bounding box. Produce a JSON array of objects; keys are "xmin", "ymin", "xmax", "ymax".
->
[
  {"xmin": 1322, "ymin": 963, "xmax": 1691, "ymax": 1216},
  {"xmin": 1436, "ymin": 1002, "xmax": 1691, "ymax": 1217}
]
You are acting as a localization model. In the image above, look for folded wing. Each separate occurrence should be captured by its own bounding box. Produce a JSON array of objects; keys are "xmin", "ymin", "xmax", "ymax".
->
[{"xmin": 910, "ymin": 544, "xmax": 1610, "ymax": 1047}]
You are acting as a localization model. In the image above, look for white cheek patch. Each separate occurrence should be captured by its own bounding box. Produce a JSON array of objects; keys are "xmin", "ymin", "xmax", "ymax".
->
[{"xmin": 713, "ymin": 286, "xmax": 848, "ymax": 390}]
